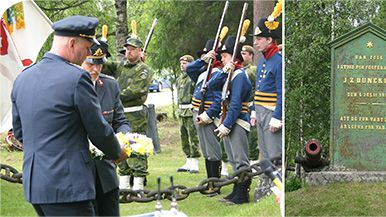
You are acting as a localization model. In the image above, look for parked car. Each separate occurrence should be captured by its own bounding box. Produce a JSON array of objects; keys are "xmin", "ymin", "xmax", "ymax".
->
[{"xmin": 149, "ymin": 80, "xmax": 162, "ymax": 92}]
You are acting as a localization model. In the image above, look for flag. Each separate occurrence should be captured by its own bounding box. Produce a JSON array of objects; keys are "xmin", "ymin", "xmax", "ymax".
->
[{"xmin": 0, "ymin": 0, "xmax": 53, "ymax": 132}]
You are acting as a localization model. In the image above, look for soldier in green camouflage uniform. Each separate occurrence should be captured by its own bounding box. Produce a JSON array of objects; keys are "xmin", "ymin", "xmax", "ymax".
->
[
  {"xmin": 106, "ymin": 37, "xmax": 154, "ymax": 190},
  {"xmin": 241, "ymin": 45, "xmax": 259, "ymax": 164},
  {"xmin": 176, "ymin": 55, "xmax": 201, "ymax": 173}
]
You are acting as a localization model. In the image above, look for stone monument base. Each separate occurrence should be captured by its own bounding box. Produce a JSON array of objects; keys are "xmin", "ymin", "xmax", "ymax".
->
[{"xmin": 304, "ymin": 171, "xmax": 386, "ymax": 186}]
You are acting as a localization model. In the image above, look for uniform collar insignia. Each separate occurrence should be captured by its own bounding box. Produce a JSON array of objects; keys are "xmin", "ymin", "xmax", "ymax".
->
[{"xmin": 97, "ymin": 78, "xmax": 104, "ymax": 87}]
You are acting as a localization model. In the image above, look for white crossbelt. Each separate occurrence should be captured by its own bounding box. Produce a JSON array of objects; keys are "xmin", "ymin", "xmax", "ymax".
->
[
  {"xmin": 124, "ymin": 105, "xmax": 144, "ymax": 113},
  {"xmin": 179, "ymin": 104, "xmax": 192, "ymax": 109}
]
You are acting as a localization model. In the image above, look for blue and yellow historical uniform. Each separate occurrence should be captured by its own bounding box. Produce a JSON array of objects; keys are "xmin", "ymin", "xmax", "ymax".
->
[
  {"xmin": 254, "ymin": 53, "xmax": 282, "ymax": 123},
  {"xmin": 252, "ymin": 17, "xmax": 283, "ymax": 203},
  {"xmin": 210, "ymin": 35, "xmax": 252, "ymax": 205},
  {"xmin": 187, "ymin": 59, "xmax": 222, "ymax": 120},
  {"xmin": 186, "ymin": 40, "xmax": 223, "ymax": 187}
]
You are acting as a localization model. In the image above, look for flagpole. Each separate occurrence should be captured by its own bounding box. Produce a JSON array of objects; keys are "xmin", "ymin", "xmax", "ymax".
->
[{"xmin": 29, "ymin": 0, "xmax": 53, "ymax": 26}]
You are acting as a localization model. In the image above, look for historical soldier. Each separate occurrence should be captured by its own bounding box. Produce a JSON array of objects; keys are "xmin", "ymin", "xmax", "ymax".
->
[
  {"xmin": 81, "ymin": 39, "xmax": 130, "ymax": 216},
  {"xmin": 176, "ymin": 54, "xmax": 201, "ymax": 173},
  {"xmin": 209, "ymin": 36, "xmax": 252, "ymax": 205},
  {"xmin": 11, "ymin": 16, "xmax": 126, "ymax": 216},
  {"xmin": 251, "ymin": 17, "xmax": 283, "ymax": 202},
  {"xmin": 116, "ymin": 37, "xmax": 154, "ymax": 191},
  {"xmin": 240, "ymin": 45, "xmax": 259, "ymax": 165},
  {"xmin": 186, "ymin": 40, "xmax": 223, "ymax": 196}
]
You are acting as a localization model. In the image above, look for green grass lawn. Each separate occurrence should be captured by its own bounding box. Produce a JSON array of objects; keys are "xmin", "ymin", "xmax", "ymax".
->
[
  {"xmin": 0, "ymin": 105, "xmax": 280, "ymax": 216},
  {"xmin": 285, "ymin": 182, "xmax": 386, "ymax": 216}
]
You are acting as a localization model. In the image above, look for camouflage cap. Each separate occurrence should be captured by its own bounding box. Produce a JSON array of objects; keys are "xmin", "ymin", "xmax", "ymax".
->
[
  {"xmin": 124, "ymin": 37, "xmax": 143, "ymax": 48},
  {"xmin": 179, "ymin": 55, "xmax": 194, "ymax": 62},
  {"xmin": 241, "ymin": 45, "xmax": 254, "ymax": 54}
]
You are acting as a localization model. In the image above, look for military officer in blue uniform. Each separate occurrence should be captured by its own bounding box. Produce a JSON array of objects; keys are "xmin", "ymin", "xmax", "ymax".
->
[
  {"xmin": 81, "ymin": 39, "xmax": 130, "ymax": 216},
  {"xmin": 186, "ymin": 40, "xmax": 223, "ymax": 195},
  {"xmin": 11, "ymin": 16, "xmax": 127, "ymax": 216},
  {"xmin": 250, "ymin": 17, "xmax": 283, "ymax": 202},
  {"xmin": 209, "ymin": 36, "xmax": 252, "ymax": 205}
]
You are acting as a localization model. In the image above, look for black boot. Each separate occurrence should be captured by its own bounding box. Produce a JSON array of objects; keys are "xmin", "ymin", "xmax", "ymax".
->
[
  {"xmin": 206, "ymin": 160, "xmax": 221, "ymax": 197},
  {"xmin": 205, "ymin": 159, "xmax": 211, "ymax": 178},
  {"xmin": 211, "ymin": 160, "xmax": 222, "ymax": 178},
  {"xmin": 226, "ymin": 179, "xmax": 251, "ymax": 205},
  {"xmin": 218, "ymin": 183, "xmax": 238, "ymax": 203}
]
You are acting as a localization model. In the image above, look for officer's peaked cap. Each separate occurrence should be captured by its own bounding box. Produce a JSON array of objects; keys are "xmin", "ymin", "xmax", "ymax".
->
[
  {"xmin": 85, "ymin": 40, "xmax": 111, "ymax": 65},
  {"xmin": 52, "ymin": 15, "xmax": 99, "ymax": 45}
]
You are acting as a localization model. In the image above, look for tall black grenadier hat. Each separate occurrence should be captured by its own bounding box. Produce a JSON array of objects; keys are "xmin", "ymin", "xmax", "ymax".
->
[
  {"xmin": 219, "ymin": 36, "xmax": 244, "ymax": 62},
  {"xmin": 253, "ymin": 17, "xmax": 280, "ymax": 39},
  {"xmin": 196, "ymin": 39, "xmax": 215, "ymax": 58}
]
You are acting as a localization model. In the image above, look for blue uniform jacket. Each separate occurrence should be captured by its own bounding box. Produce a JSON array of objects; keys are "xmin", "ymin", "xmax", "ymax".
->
[
  {"xmin": 254, "ymin": 52, "xmax": 282, "ymax": 120},
  {"xmin": 209, "ymin": 68, "xmax": 252, "ymax": 130},
  {"xmin": 94, "ymin": 74, "xmax": 130, "ymax": 193},
  {"xmin": 11, "ymin": 53, "xmax": 122, "ymax": 204},
  {"xmin": 186, "ymin": 59, "xmax": 222, "ymax": 119}
]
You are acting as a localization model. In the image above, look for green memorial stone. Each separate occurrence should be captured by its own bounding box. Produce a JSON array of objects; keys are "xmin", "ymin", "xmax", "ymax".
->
[{"xmin": 330, "ymin": 23, "xmax": 386, "ymax": 171}]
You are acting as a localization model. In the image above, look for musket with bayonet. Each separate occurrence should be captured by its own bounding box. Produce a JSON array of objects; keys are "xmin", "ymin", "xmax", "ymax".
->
[
  {"xmin": 143, "ymin": 18, "xmax": 158, "ymax": 54},
  {"xmin": 220, "ymin": 3, "xmax": 249, "ymax": 123},
  {"xmin": 198, "ymin": 0, "xmax": 229, "ymax": 115}
]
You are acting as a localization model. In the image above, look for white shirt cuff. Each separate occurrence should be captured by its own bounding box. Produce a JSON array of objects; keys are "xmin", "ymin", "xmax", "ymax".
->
[
  {"xmin": 269, "ymin": 117, "xmax": 282, "ymax": 128},
  {"xmin": 199, "ymin": 111, "xmax": 213, "ymax": 124}
]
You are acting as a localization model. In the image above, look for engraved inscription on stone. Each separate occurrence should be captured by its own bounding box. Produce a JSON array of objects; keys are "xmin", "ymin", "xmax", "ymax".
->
[{"xmin": 330, "ymin": 24, "xmax": 386, "ymax": 171}]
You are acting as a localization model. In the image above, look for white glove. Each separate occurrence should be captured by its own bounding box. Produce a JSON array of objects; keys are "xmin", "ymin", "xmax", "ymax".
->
[
  {"xmin": 269, "ymin": 117, "xmax": 282, "ymax": 129},
  {"xmin": 201, "ymin": 50, "xmax": 217, "ymax": 63},
  {"xmin": 223, "ymin": 62, "xmax": 235, "ymax": 74},
  {"xmin": 214, "ymin": 124, "xmax": 230, "ymax": 139},
  {"xmin": 197, "ymin": 112, "xmax": 213, "ymax": 124},
  {"xmin": 269, "ymin": 117, "xmax": 282, "ymax": 133}
]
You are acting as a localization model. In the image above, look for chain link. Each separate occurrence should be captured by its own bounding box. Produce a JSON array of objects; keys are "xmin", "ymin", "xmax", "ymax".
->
[
  {"xmin": 118, "ymin": 156, "xmax": 281, "ymax": 203},
  {"xmin": 0, "ymin": 164, "xmax": 23, "ymax": 184},
  {"xmin": 0, "ymin": 156, "xmax": 281, "ymax": 203}
]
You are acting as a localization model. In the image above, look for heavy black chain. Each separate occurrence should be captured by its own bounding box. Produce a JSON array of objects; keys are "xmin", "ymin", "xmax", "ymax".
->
[
  {"xmin": 0, "ymin": 164, "xmax": 23, "ymax": 184},
  {"xmin": 0, "ymin": 156, "xmax": 281, "ymax": 204},
  {"xmin": 118, "ymin": 157, "xmax": 281, "ymax": 203}
]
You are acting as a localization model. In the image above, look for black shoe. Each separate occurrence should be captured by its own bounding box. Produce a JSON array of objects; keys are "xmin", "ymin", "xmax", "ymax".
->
[
  {"xmin": 176, "ymin": 168, "xmax": 189, "ymax": 172},
  {"xmin": 218, "ymin": 184, "xmax": 238, "ymax": 203},
  {"xmin": 226, "ymin": 179, "xmax": 251, "ymax": 205}
]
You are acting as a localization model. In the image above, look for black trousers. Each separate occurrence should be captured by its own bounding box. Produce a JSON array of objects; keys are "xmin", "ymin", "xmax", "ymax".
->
[
  {"xmin": 94, "ymin": 172, "xmax": 120, "ymax": 216},
  {"xmin": 33, "ymin": 200, "xmax": 95, "ymax": 216}
]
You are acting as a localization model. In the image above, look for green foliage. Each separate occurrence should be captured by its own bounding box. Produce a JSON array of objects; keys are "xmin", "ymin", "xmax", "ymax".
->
[
  {"xmin": 285, "ymin": 172, "xmax": 302, "ymax": 192},
  {"xmin": 35, "ymin": 0, "xmax": 118, "ymax": 58},
  {"xmin": 286, "ymin": 182, "xmax": 386, "ymax": 216},
  {"xmin": 285, "ymin": 0, "xmax": 383, "ymax": 167}
]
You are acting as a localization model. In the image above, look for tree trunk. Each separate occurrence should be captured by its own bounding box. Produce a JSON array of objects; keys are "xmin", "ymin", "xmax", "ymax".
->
[{"xmin": 114, "ymin": 0, "xmax": 128, "ymax": 60}]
